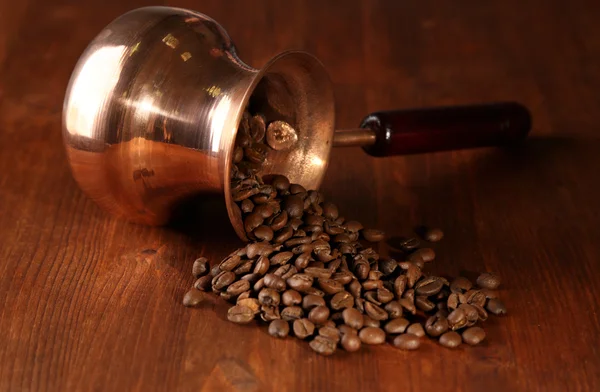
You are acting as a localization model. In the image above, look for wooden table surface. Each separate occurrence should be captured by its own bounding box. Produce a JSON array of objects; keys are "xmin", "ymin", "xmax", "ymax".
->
[{"xmin": 2, "ymin": 0, "xmax": 600, "ymax": 391}]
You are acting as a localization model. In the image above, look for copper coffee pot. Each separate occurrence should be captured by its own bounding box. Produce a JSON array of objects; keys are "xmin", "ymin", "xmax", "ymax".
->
[{"xmin": 63, "ymin": 6, "xmax": 531, "ymax": 240}]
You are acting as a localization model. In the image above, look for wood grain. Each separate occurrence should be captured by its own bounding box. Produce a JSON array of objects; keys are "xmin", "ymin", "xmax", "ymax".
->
[{"xmin": 2, "ymin": 0, "xmax": 600, "ymax": 391}]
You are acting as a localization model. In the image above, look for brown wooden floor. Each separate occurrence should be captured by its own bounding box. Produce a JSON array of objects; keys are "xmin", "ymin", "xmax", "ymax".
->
[{"xmin": 2, "ymin": 0, "xmax": 600, "ymax": 391}]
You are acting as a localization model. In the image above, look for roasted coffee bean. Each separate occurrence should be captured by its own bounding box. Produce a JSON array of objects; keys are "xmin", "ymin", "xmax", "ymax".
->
[
  {"xmin": 294, "ymin": 252, "xmax": 311, "ymax": 270},
  {"xmin": 393, "ymin": 275, "xmax": 408, "ymax": 298},
  {"xmin": 266, "ymin": 120, "xmax": 298, "ymax": 150},
  {"xmin": 377, "ymin": 288, "xmax": 394, "ymax": 304},
  {"xmin": 476, "ymin": 272, "xmax": 501, "ymax": 290},
  {"xmin": 447, "ymin": 308, "xmax": 468, "ymax": 330},
  {"xmin": 407, "ymin": 323, "xmax": 426, "ymax": 337},
  {"xmin": 447, "ymin": 293, "xmax": 460, "ymax": 310},
  {"xmin": 281, "ymin": 306, "xmax": 304, "ymax": 321},
  {"xmin": 480, "ymin": 288, "xmax": 500, "ymax": 299},
  {"xmin": 410, "ymin": 248, "xmax": 436, "ymax": 263},
  {"xmin": 342, "ymin": 308, "xmax": 364, "ymax": 329},
  {"xmin": 462, "ymin": 326, "xmax": 486, "ymax": 345},
  {"xmin": 261, "ymin": 305, "xmax": 281, "ymax": 321},
  {"xmin": 341, "ymin": 333, "xmax": 362, "ymax": 352},
  {"xmin": 268, "ymin": 319, "xmax": 289, "ymax": 338},
  {"xmin": 233, "ymin": 145, "xmax": 244, "ymax": 163},
  {"xmin": 330, "ymin": 271, "xmax": 352, "ymax": 286},
  {"xmin": 210, "ymin": 263, "xmax": 222, "ymax": 277},
  {"xmin": 304, "ymin": 287, "xmax": 326, "ymax": 297},
  {"xmin": 264, "ymin": 273, "xmax": 287, "ymax": 292},
  {"xmin": 192, "ymin": 257, "xmax": 209, "ymax": 278},
  {"xmin": 365, "ymin": 302, "xmax": 389, "ymax": 321},
  {"xmin": 415, "ymin": 277, "xmax": 444, "ymax": 296},
  {"xmin": 309, "ymin": 336, "xmax": 336, "ymax": 356},
  {"xmin": 258, "ymin": 288, "xmax": 280, "ymax": 306},
  {"xmin": 450, "ymin": 276, "xmax": 473, "ymax": 294},
  {"xmin": 339, "ymin": 324, "xmax": 358, "ymax": 336},
  {"xmin": 384, "ymin": 317, "xmax": 410, "ymax": 334},
  {"xmin": 398, "ymin": 262, "xmax": 422, "ymax": 288},
  {"xmin": 486, "ymin": 298, "xmax": 507, "ymax": 315},
  {"xmin": 344, "ymin": 220, "xmax": 363, "ymax": 232},
  {"xmin": 270, "ymin": 211, "xmax": 288, "ymax": 232},
  {"xmin": 415, "ymin": 296, "xmax": 436, "ymax": 312},
  {"xmin": 361, "ymin": 229, "xmax": 385, "ymax": 242},
  {"xmin": 393, "ymin": 334, "xmax": 421, "ymax": 350},
  {"xmin": 301, "ymin": 294, "xmax": 325, "ymax": 310},
  {"xmin": 410, "ymin": 257, "xmax": 425, "ymax": 269},
  {"xmin": 324, "ymin": 221, "xmax": 344, "ymax": 235},
  {"xmin": 439, "ymin": 331, "xmax": 462, "ymax": 348},
  {"xmin": 304, "ymin": 267, "xmax": 332, "ymax": 280},
  {"xmin": 249, "ymin": 114, "xmax": 266, "ymax": 142},
  {"xmin": 354, "ymin": 262, "xmax": 370, "ymax": 281},
  {"xmin": 194, "ymin": 275, "xmax": 212, "ymax": 291},
  {"xmin": 304, "ymin": 214, "xmax": 324, "ymax": 226},
  {"xmin": 254, "ymin": 278, "xmax": 266, "ymax": 292},
  {"xmin": 348, "ymin": 279, "xmax": 362, "ymax": 298},
  {"xmin": 212, "ymin": 271, "xmax": 236, "ymax": 291},
  {"xmin": 458, "ymin": 304, "xmax": 479, "ymax": 326},
  {"xmin": 244, "ymin": 146, "xmax": 267, "ymax": 165},
  {"xmin": 271, "ymin": 175, "xmax": 290, "ymax": 192},
  {"xmin": 308, "ymin": 305, "xmax": 330, "ymax": 325},
  {"xmin": 254, "ymin": 204, "xmax": 274, "ymax": 219},
  {"xmin": 273, "ymin": 226, "xmax": 294, "ymax": 244},
  {"xmin": 424, "ymin": 227, "xmax": 444, "ymax": 242},
  {"xmin": 244, "ymin": 212, "xmax": 264, "ymax": 234},
  {"xmin": 246, "ymin": 242, "xmax": 274, "ymax": 258},
  {"xmin": 362, "ymin": 280, "xmax": 382, "ymax": 291},
  {"xmin": 269, "ymin": 251, "xmax": 293, "ymax": 266},
  {"xmin": 253, "ymin": 225, "xmax": 274, "ymax": 241},
  {"xmin": 321, "ymin": 202, "xmax": 338, "ymax": 220},
  {"xmin": 293, "ymin": 318, "xmax": 315, "ymax": 339},
  {"xmin": 364, "ymin": 291, "xmax": 381, "ymax": 305},
  {"xmin": 227, "ymin": 280, "xmax": 251, "ymax": 296},
  {"xmin": 318, "ymin": 278, "xmax": 344, "ymax": 295},
  {"xmin": 227, "ymin": 305, "xmax": 255, "ymax": 324},
  {"xmin": 319, "ymin": 326, "xmax": 340, "ymax": 343},
  {"xmin": 362, "ymin": 315, "xmax": 381, "ymax": 328},
  {"xmin": 330, "ymin": 291, "xmax": 354, "ymax": 310},
  {"xmin": 233, "ymin": 259, "xmax": 254, "ymax": 275},
  {"xmin": 241, "ymin": 273, "xmax": 261, "ymax": 284},
  {"xmin": 379, "ymin": 258, "xmax": 398, "ymax": 276},
  {"xmin": 283, "ymin": 195, "xmax": 304, "ymax": 218},
  {"xmin": 464, "ymin": 289, "xmax": 486, "ymax": 307},
  {"xmin": 394, "ymin": 236, "xmax": 421, "ymax": 251},
  {"xmin": 233, "ymin": 187, "xmax": 260, "ymax": 202},
  {"xmin": 286, "ymin": 273, "xmax": 314, "ymax": 292},
  {"xmin": 219, "ymin": 255, "xmax": 242, "ymax": 272},
  {"xmin": 359, "ymin": 327, "xmax": 386, "ymax": 345},
  {"xmin": 281, "ymin": 290, "xmax": 302, "ymax": 307},
  {"xmin": 251, "ymin": 255, "xmax": 268, "ymax": 275},
  {"xmin": 240, "ymin": 199, "xmax": 254, "ymax": 213},
  {"xmin": 398, "ymin": 298, "xmax": 417, "ymax": 315},
  {"xmin": 425, "ymin": 315, "xmax": 449, "ymax": 337},
  {"xmin": 182, "ymin": 289, "xmax": 205, "ymax": 307},
  {"xmin": 384, "ymin": 301, "xmax": 403, "ymax": 319}
]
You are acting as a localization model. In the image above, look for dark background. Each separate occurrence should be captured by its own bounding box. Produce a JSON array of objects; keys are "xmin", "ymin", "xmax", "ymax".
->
[{"xmin": 1, "ymin": 0, "xmax": 600, "ymax": 391}]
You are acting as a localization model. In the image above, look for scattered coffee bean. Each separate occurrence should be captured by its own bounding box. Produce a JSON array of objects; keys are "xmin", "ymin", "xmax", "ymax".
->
[
  {"xmin": 282, "ymin": 290, "xmax": 302, "ymax": 306},
  {"xmin": 281, "ymin": 306, "xmax": 304, "ymax": 321},
  {"xmin": 406, "ymin": 323, "xmax": 426, "ymax": 337},
  {"xmin": 182, "ymin": 289, "xmax": 205, "ymax": 307},
  {"xmin": 194, "ymin": 275, "xmax": 212, "ymax": 291},
  {"xmin": 341, "ymin": 333, "xmax": 362, "ymax": 352},
  {"xmin": 192, "ymin": 257, "xmax": 209, "ymax": 278},
  {"xmin": 424, "ymin": 227, "xmax": 444, "ymax": 242},
  {"xmin": 410, "ymin": 248, "xmax": 435, "ymax": 263},
  {"xmin": 309, "ymin": 335, "xmax": 337, "ymax": 356},
  {"xmin": 362, "ymin": 229, "xmax": 385, "ymax": 242},
  {"xmin": 384, "ymin": 317, "xmax": 410, "ymax": 334},
  {"xmin": 293, "ymin": 318, "xmax": 315, "ymax": 339},
  {"xmin": 393, "ymin": 334, "xmax": 421, "ymax": 350},
  {"xmin": 319, "ymin": 326, "xmax": 341, "ymax": 343},
  {"xmin": 362, "ymin": 316, "xmax": 380, "ymax": 328},
  {"xmin": 486, "ymin": 298, "xmax": 507, "ymax": 315},
  {"xmin": 308, "ymin": 306, "xmax": 330, "ymax": 325},
  {"xmin": 439, "ymin": 331, "xmax": 462, "ymax": 348},
  {"xmin": 342, "ymin": 308, "xmax": 364, "ymax": 329},
  {"xmin": 359, "ymin": 327, "xmax": 386, "ymax": 345},
  {"xmin": 268, "ymin": 319, "xmax": 289, "ymax": 338},
  {"xmin": 425, "ymin": 314, "xmax": 449, "ymax": 337},
  {"xmin": 462, "ymin": 326, "xmax": 486, "ymax": 345},
  {"xmin": 227, "ymin": 305, "xmax": 255, "ymax": 324},
  {"xmin": 476, "ymin": 272, "xmax": 501, "ymax": 290}
]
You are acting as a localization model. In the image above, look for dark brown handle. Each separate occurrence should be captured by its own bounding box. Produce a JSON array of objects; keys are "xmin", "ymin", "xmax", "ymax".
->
[{"xmin": 359, "ymin": 102, "xmax": 531, "ymax": 157}]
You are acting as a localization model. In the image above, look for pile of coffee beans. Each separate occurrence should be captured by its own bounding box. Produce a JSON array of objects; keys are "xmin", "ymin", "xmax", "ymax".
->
[{"xmin": 182, "ymin": 110, "xmax": 507, "ymax": 355}]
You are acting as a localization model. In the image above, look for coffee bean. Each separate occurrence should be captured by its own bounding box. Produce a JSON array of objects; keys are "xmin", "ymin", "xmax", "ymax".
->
[
  {"xmin": 344, "ymin": 220, "xmax": 363, "ymax": 232},
  {"xmin": 406, "ymin": 323, "xmax": 426, "ymax": 337},
  {"xmin": 486, "ymin": 298, "xmax": 507, "ymax": 316},
  {"xmin": 182, "ymin": 289, "xmax": 204, "ymax": 307},
  {"xmin": 268, "ymin": 251, "xmax": 292, "ymax": 266},
  {"xmin": 281, "ymin": 306, "xmax": 304, "ymax": 321},
  {"xmin": 359, "ymin": 327, "xmax": 386, "ymax": 345},
  {"xmin": 304, "ymin": 267, "xmax": 333, "ymax": 280},
  {"xmin": 270, "ymin": 211, "xmax": 288, "ymax": 232},
  {"xmin": 319, "ymin": 326, "xmax": 340, "ymax": 343},
  {"xmin": 379, "ymin": 258, "xmax": 398, "ymax": 276},
  {"xmin": 412, "ymin": 248, "xmax": 436, "ymax": 263},
  {"xmin": 341, "ymin": 333, "xmax": 362, "ymax": 352},
  {"xmin": 227, "ymin": 305, "xmax": 255, "ymax": 324},
  {"xmin": 218, "ymin": 255, "xmax": 242, "ymax": 272},
  {"xmin": 258, "ymin": 288, "xmax": 280, "ymax": 306},
  {"xmin": 415, "ymin": 277, "xmax": 444, "ymax": 296},
  {"xmin": 264, "ymin": 273, "xmax": 287, "ymax": 292},
  {"xmin": 236, "ymin": 297, "xmax": 260, "ymax": 314},
  {"xmin": 476, "ymin": 272, "xmax": 501, "ymax": 290},
  {"xmin": 341, "ymin": 308, "xmax": 364, "ymax": 329},
  {"xmin": 458, "ymin": 304, "xmax": 479, "ymax": 326},
  {"xmin": 253, "ymin": 225, "xmax": 274, "ymax": 241},
  {"xmin": 393, "ymin": 275, "xmax": 408, "ymax": 298},
  {"xmin": 283, "ymin": 195, "xmax": 304, "ymax": 218},
  {"xmin": 415, "ymin": 296, "xmax": 436, "ymax": 312},
  {"xmin": 377, "ymin": 288, "xmax": 394, "ymax": 304},
  {"xmin": 261, "ymin": 305, "xmax": 281, "ymax": 321},
  {"xmin": 384, "ymin": 317, "xmax": 410, "ymax": 334},
  {"xmin": 233, "ymin": 187, "xmax": 260, "ymax": 202},
  {"xmin": 240, "ymin": 199, "xmax": 254, "ymax": 214},
  {"xmin": 480, "ymin": 288, "xmax": 500, "ymax": 299},
  {"xmin": 281, "ymin": 290, "xmax": 301, "ymax": 306},
  {"xmin": 192, "ymin": 257, "xmax": 209, "ymax": 278},
  {"xmin": 425, "ymin": 314, "xmax": 449, "ymax": 337},
  {"xmin": 424, "ymin": 227, "xmax": 444, "ymax": 242},
  {"xmin": 439, "ymin": 331, "xmax": 462, "ymax": 348},
  {"xmin": 365, "ymin": 302, "xmax": 389, "ymax": 321},
  {"xmin": 462, "ymin": 326, "xmax": 486, "ymax": 345},
  {"xmin": 246, "ymin": 242, "xmax": 274, "ymax": 258},
  {"xmin": 331, "ymin": 271, "xmax": 353, "ymax": 285},
  {"xmin": 393, "ymin": 334, "xmax": 421, "ymax": 350},
  {"xmin": 309, "ymin": 335, "xmax": 336, "ymax": 356},
  {"xmin": 286, "ymin": 273, "xmax": 314, "ymax": 292},
  {"xmin": 322, "ymin": 202, "xmax": 339, "ymax": 220},
  {"xmin": 447, "ymin": 293, "xmax": 459, "ymax": 310},
  {"xmin": 339, "ymin": 324, "xmax": 358, "ymax": 336},
  {"xmin": 318, "ymin": 278, "xmax": 344, "ymax": 295},
  {"xmin": 464, "ymin": 289, "xmax": 486, "ymax": 307},
  {"xmin": 450, "ymin": 276, "xmax": 473, "ymax": 294},
  {"xmin": 398, "ymin": 262, "xmax": 422, "ymax": 288},
  {"xmin": 194, "ymin": 275, "xmax": 212, "ymax": 291},
  {"xmin": 330, "ymin": 291, "xmax": 354, "ymax": 310},
  {"xmin": 227, "ymin": 280, "xmax": 251, "ymax": 296},
  {"xmin": 398, "ymin": 297, "xmax": 417, "ymax": 315},
  {"xmin": 273, "ymin": 226, "xmax": 293, "ymax": 243},
  {"xmin": 212, "ymin": 271, "xmax": 236, "ymax": 291},
  {"xmin": 233, "ymin": 259, "xmax": 254, "ymax": 275},
  {"xmin": 447, "ymin": 308, "xmax": 468, "ymax": 330},
  {"xmin": 384, "ymin": 301, "xmax": 403, "ymax": 319},
  {"xmin": 210, "ymin": 263, "xmax": 222, "ymax": 277},
  {"xmin": 271, "ymin": 175, "xmax": 290, "ymax": 192},
  {"xmin": 300, "ymin": 295, "xmax": 323, "ymax": 311},
  {"xmin": 362, "ymin": 229, "xmax": 385, "ymax": 242},
  {"xmin": 362, "ymin": 280, "xmax": 383, "ymax": 291},
  {"xmin": 304, "ymin": 287, "xmax": 326, "ymax": 297},
  {"xmin": 293, "ymin": 318, "xmax": 315, "ymax": 339},
  {"xmin": 308, "ymin": 305, "xmax": 330, "ymax": 325},
  {"xmin": 268, "ymin": 319, "xmax": 289, "ymax": 338}
]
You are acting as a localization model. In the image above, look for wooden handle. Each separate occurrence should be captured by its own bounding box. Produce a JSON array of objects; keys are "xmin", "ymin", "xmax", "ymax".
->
[{"xmin": 359, "ymin": 102, "xmax": 531, "ymax": 157}]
